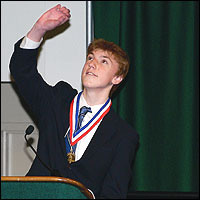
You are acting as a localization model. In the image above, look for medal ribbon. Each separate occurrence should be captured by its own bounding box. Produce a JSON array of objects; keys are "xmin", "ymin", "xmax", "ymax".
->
[{"xmin": 69, "ymin": 91, "xmax": 112, "ymax": 146}]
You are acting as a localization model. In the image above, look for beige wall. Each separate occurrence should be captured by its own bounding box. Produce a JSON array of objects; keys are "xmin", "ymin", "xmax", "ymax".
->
[
  {"xmin": 1, "ymin": 1, "xmax": 87, "ymax": 89},
  {"xmin": 1, "ymin": 83, "xmax": 39, "ymax": 176},
  {"xmin": 1, "ymin": 1, "xmax": 92, "ymax": 176}
]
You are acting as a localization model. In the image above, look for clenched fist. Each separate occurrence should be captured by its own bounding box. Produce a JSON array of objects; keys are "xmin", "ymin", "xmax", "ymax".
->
[{"xmin": 27, "ymin": 4, "xmax": 71, "ymax": 42}]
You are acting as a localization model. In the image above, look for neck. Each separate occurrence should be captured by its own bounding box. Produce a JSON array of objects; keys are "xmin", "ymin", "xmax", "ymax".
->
[{"xmin": 82, "ymin": 89, "xmax": 110, "ymax": 106}]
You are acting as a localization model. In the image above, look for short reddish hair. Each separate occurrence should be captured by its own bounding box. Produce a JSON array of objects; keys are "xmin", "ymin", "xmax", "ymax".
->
[{"xmin": 87, "ymin": 38, "xmax": 130, "ymax": 96}]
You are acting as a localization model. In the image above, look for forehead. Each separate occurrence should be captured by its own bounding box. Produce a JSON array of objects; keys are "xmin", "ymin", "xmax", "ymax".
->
[{"xmin": 90, "ymin": 49, "xmax": 117, "ymax": 62}]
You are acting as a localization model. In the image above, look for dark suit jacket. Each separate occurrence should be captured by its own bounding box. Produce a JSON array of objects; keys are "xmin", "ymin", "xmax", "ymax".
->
[{"xmin": 9, "ymin": 38, "xmax": 139, "ymax": 199}]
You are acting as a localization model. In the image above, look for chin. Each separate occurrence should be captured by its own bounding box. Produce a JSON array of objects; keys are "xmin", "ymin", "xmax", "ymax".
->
[
  {"xmin": 82, "ymin": 78, "xmax": 95, "ymax": 87},
  {"xmin": 82, "ymin": 83, "xmax": 96, "ymax": 89}
]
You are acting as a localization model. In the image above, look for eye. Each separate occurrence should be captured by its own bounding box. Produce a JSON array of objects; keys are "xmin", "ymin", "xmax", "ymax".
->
[
  {"xmin": 87, "ymin": 55, "xmax": 93, "ymax": 61},
  {"xmin": 102, "ymin": 59, "xmax": 108, "ymax": 64}
]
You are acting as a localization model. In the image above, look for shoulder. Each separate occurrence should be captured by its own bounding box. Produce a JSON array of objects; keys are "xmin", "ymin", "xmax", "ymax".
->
[
  {"xmin": 53, "ymin": 81, "xmax": 75, "ymax": 92},
  {"xmin": 52, "ymin": 81, "xmax": 78, "ymax": 100}
]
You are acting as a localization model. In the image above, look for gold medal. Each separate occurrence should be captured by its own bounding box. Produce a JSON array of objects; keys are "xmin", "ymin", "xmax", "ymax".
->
[{"xmin": 67, "ymin": 148, "xmax": 75, "ymax": 164}]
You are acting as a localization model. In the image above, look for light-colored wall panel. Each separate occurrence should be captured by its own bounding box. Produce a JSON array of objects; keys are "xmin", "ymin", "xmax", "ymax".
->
[
  {"xmin": 44, "ymin": 1, "xmax": 86, "ymax": 89},
  {"xmin": 1, "ymin": 1, "xmax": 87, "ymax": 91},
  {"xmin": 1, "ymin": 83, "xmax": 39, "ymax": 176},
  {"xmin": 1, "ymin": 1, "xmax": 46, "ymax": 83},
  {"xmin": 1, "ymin": 1, "xmax": 91, "ymax": 176},
  {"xmin": 1, "ymin": 131, "xmax": 8, "ymax": 176},
  {"xmin": 1, "ymin": 83, "xmax": 34, "ymax": 123},
  {"xmin": 1, "ymin": 128, "xmax": 38, "ymax": 176}
]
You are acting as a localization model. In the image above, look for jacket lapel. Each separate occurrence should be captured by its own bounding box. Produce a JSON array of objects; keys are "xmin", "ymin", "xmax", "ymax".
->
[{"xmin": 82, "ymin": 107, "xmax": 118, "ymax": 160}]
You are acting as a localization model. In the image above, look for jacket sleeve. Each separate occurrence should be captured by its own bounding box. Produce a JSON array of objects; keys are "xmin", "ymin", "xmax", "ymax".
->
[
  {"xmin": 9, "ymin": 37, "xmax": 75, "ymax": 120},
  {"xmin": 98, "ymin": 130, "xmax": 139, "ymax": 199}
]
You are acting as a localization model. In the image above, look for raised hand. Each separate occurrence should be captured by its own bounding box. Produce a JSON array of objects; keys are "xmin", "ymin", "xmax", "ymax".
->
[{"xmin": 27, "ymin": 4, "xmax": 71, "ymax": 42}]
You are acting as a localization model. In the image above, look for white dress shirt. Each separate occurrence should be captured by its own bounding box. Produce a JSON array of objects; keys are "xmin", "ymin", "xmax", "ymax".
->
[{"xmin": 74, "ymin": 94, "xmax": 103, "ymax": 161}]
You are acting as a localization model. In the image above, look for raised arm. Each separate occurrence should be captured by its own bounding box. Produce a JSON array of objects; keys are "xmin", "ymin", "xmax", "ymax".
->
[
  {"xmin": 27, "ymin": 4, "xmax": 71, "ymax": 42},
  {"xmin": 9, "ymin": 4, "xmax": 73, "ymax": 119}
]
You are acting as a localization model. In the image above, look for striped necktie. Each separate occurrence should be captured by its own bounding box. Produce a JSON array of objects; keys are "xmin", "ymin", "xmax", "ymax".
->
[
  {"xmin": 69, "ymin": 106, "xmax": 92, "ymax": 153},
  {"xmin": 76, "ymin": 106, "xmax": 92, "ymax": 132}
]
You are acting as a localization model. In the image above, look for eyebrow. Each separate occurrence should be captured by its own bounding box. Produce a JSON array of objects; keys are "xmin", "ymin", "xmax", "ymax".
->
[
  {"xmin": 89, "ymin": 53, "xmax": 112, "ymax": 63},
  {"xmin": 102, "ymin": 56, "xmax": 112, "ymax": 62}
]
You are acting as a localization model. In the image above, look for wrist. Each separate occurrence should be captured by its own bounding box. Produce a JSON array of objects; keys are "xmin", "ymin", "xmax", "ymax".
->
[{"xmin": 27, "ymin": 23, "xmax": 46, "ymax": 42}]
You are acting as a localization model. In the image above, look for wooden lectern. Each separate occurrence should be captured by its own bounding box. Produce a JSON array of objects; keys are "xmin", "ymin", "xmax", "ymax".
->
[{"xmin": 1, "ymin": 176, "xmax": 94, "ymax": 199}]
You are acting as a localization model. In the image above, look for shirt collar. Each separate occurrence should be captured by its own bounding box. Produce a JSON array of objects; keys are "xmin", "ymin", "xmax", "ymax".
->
[{"xmin": 79, "ymin": 93, "xmax": 104, "ymax": 115}]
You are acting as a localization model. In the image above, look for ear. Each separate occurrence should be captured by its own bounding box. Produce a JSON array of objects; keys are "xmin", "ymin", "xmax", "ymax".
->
[{"xmin": 112, "ymin": 75, "xmax": 123, "ymax": 85}]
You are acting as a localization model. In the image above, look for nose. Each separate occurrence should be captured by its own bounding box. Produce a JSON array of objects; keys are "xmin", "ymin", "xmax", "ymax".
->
[{"xmin": 88, "ymin": 59, "xmax": 96, "ymax": 69}]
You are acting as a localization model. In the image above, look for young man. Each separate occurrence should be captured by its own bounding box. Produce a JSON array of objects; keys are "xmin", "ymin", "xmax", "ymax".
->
[{"xmin": 9, "ymin": 4, "xmax": 139, "ymax": 199}]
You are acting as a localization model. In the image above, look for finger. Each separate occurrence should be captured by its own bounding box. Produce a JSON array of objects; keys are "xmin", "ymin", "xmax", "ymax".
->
[
  {"xmin": 61, "ymin": 10, "xmax": 71, "ymax": 19},
  {"xmin": 60, "ymin": 7, "xmax": 70, "ymax": 16},
  {"xmin": 57, "ymin": 15, "xmax": 70, "ymax": 25},
  {"xmin": 50, "ymin": 4, "xmax": 61, "ymax": 11},
  {"xmin": 59, "ymin": 6, "xmax": 69, "ymax": 12}
]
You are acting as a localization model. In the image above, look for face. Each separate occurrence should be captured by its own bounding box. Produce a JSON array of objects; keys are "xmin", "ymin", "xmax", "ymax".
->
[{"xmin": 81, "ymin": 49, "xmax": 122, "ymax": 92}]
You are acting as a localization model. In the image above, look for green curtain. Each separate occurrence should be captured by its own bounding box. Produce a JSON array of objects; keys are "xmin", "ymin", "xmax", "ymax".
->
[{"xmin": 92, "ymin": 1, "xmax": 199, "ymax": 193}]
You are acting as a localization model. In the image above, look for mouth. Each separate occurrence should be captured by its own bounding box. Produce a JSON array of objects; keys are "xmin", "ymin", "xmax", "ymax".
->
[{"xmin": 86, "ymin": 72, "xmax": 97, "ymax": 77}]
